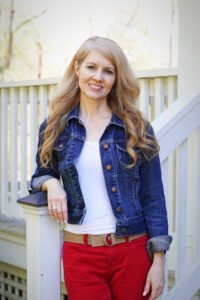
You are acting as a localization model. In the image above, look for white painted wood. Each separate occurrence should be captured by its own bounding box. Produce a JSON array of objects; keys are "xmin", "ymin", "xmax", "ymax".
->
[
  {"xmin": 136, "ymin": 68, "xmax": 178, "ymax": 79},
  {"xmin": 138, "ymin": 79, "xmax": 149, "ymax": 118},
  {"xmin": 0, "ymin": 220, "xmax": 26, "ymax": 269},
  {"xmin": 167, "ymin": 152, "xmax": 176, "ymax": 233},
  {"xmin": 162, "ymin": 259, "xmax": 200, "ymax": 300},
  {"xmin": 39, "ymin": 85, "xmax": 48, "ymax": 124},
  {"xmin": 153, "ymin": 92, "xmax": 200, "ymax": 162},
  {"xmin": 20, "ymin": 204, "xmax": 61, "ymax": 300},
  {"xmin": 192, "ymin": 128, "xmax": 200, "ymax": 260},
  {"xmin": 149, "ymin": 79, "xmax": 155, "ymax": 121},
  {"xmin": 0, "ymin": 88, "xmax": 8, "ymax": 216},
  {"xmin": 178, "ymin": 0, "xmax": 200, "ymax": 99},
  {"xmin": 175, "ymin": 141, "xmax": 188, "ymax": 281},
  {"xmin": 154, "ymin": 78, "xmax": 165, "ymax": 117},
  {"xmin": 29, "ymin": 86, "xmax": 38, "ymax": 176},
  {"xmin": 168, "ymin": 77, "xmax": 177, "ymax": 105},
  {"xmin": 160, "ymin": 158, "xmax": 169, "ymax": 296},
  {"xmin": 19, "ymin": 87, "xmax": 28, "ymax": 198},
  {"xmin": 186, "ymin": 133, "xmax": 197, "ymax": 266},
  {"xmin": 10, "ymin": 87, "xmax": 19, "ymax": 218},
  {"xmin": 0, "ymin": 78, "xmax": 59, "ymax": 88}
]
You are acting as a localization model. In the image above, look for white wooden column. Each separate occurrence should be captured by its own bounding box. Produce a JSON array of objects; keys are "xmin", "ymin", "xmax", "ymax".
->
[
  {"xmin": 161, "ymin": 157, "xmax": 169, "ymax": 297},
  {"xmin": 18, "ymin": 197, "xmax": 61, "ymax": 300},
  {"xmin": 175, "ymin": 140, "xmax": 188, "ymax": 281}
]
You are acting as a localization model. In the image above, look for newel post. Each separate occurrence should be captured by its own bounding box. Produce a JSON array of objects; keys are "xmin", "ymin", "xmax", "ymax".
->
[{"xmin": 18, "ymin": 192, "xmax": 61, "ymax": 300}]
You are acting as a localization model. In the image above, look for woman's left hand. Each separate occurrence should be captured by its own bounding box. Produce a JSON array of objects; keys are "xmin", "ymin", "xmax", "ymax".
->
[{"xmin": 143, "ymin": 251, "xmax": 165, "ymax": 299}]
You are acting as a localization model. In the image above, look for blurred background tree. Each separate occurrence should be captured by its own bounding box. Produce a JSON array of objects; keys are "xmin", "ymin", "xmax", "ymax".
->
[
  {"xmin": 0, "ymin": 0, "xmax": 177, "ymax": 81},
  {"xmin": 0, "ymin": 0, "xmax": 46, "ymax": 80}
]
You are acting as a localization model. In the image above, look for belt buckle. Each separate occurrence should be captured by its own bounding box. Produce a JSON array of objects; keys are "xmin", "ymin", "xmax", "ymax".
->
[{"xmin": 104, "ymin": 233, "xmax": 114, "ymax": 246}]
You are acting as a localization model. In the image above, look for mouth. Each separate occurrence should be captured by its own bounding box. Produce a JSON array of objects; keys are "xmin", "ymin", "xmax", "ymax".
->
[{"xmin": 88, "ymin": 83, "xmax": 103, "ymax": 91}]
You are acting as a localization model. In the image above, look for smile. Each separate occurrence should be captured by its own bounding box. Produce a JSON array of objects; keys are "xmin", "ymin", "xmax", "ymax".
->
[{"xmin": 88, "ymin": 83, "xmax": 103, "ymax": 91}]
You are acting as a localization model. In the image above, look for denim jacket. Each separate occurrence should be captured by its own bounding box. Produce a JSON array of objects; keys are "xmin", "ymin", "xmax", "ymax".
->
[{"xmin": 30, "ymin": 104, "xmax": 172, "ymax": 258}]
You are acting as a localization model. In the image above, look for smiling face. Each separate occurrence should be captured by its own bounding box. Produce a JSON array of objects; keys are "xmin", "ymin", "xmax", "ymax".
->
[{"xmin": 75, "ymin": 50, "xmax": 116, "ymax": 102}]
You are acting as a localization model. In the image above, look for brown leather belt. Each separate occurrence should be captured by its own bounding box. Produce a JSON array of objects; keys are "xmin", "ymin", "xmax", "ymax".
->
[{"xmin": 64, "ymin": 230, "xmax": 146, "ymax": 247}]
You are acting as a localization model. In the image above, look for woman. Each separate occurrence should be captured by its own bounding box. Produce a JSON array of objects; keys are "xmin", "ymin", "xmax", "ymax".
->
[{"xmin": 30, "ymin": 36, "xmax": 172, "ymax": 300}]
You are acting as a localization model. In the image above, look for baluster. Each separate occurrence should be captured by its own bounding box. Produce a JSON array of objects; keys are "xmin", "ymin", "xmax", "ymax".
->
[
  {"xmin": 10, "ymin": 87, "xmax": 19, "ymax": 218},
  {"xmin": 175, "ymin": 140, "xmax": 188, "ymax": 281},
  {"xmin": 19, "ymin": 87, "xmax": 28, "ymax": 198},
  {"xmin": 0, "ymin": 88, "xmax": 9, "ymax": 215}
]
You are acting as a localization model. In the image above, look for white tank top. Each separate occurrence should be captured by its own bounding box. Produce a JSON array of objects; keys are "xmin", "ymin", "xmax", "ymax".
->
[{"xmin": 64, "ymin": 141, "xmax": 116, "ymax": 234}]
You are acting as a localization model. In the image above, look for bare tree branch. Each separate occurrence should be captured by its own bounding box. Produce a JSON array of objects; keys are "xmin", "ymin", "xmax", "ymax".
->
[
  {"xmin": 1, "ymin": 1, "xmax": 47, "ymax": 76},
  {"xmin": 13, "ymin": 9, "xmax": 47, "ymax": 33},
  {"xmin": 4, "ymin": 0, "xmax": 14, "ymax": 69},
  {"xmin": 36, "ymin": 40, "xmax": 43, "ymax": 79}
]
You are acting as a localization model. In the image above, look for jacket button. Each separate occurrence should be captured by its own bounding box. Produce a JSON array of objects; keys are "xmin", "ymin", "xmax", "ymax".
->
[
  {"xmin": 103, "ymin": 143, "xmax": 109, "ymax": 149},
  {"xmin": 120, "ymin": 227, "xmax": 126, "ymax": 232},
  {"xmin": 116, "ymin": 207, "xmax": 122, "ymax": 213},
  {"xmin": 59, "ymin": 144, "xmax": 63, "ymax": 148},
  {"xmin": 111, "ymin": 186, "xmax": 117, "ymax": 192},
  {"xmin": 106, "ymin": 164, "xmax": 112, "ymax": 170}
]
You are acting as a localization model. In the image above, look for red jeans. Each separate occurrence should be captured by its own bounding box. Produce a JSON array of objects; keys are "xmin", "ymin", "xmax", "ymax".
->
[{"xmin": 62, "ymin": 234, "xmax": 152, "ymax": 300}]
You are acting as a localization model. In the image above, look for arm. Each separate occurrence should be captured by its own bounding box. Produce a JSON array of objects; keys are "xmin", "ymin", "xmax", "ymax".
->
[
  {"xmin": 30, "ymin": 118, "xmax": 60, "ymax": 192},
  {"xmin": 139, "ymin": 123, "xmax": 172, "ymax": 299},
  {"xmin": 30, "ymin": 119, "xmax": 68, "ymax": 223},
  {"xmin": 139, "ymin": 123, "xmax": 172, "ymax": 257}
]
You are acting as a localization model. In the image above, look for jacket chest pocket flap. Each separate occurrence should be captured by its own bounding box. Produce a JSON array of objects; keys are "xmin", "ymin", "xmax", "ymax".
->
[
  {"xmin": 53, "ymin": 136, "xmax": 71, "ymax": 162},
  {"xmin": 115, "ymin": 143, "xmax": 141, "ymax": 177},
  {"xmin": 116, "ymin": 143, "xmax": 141, "ymax": 163}
]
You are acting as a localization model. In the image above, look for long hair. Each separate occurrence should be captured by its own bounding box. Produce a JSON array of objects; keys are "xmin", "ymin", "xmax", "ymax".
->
[{"xmin": 40, "ymin": 36, "xmax": 159, "ymax": 167}]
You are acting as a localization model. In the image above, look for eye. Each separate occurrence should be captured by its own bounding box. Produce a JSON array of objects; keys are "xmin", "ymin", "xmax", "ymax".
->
[
  {"xmin": 105, "ymin": 69, "xmax": 114, "ymax": 74},
  {"xmin": 87, "ymin": 65, "xmax": 95, "ymax": 69}
]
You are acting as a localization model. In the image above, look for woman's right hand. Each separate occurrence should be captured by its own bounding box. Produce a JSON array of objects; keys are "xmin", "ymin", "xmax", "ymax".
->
[{"xmin": 42, "ymin": 178, "xmax": 68, "ymax": 223}]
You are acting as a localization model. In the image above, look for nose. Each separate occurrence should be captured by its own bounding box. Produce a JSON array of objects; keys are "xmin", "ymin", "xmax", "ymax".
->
[{"xmin": 93, "ymin": 70, "xmax": 103, "ymax": 81}]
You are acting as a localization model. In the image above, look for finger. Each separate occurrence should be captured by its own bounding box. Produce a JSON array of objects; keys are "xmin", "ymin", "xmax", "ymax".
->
[
  {"xmin": 48, "ymin": 199, "xmax": 58, "ymax": 218},
  {"xmin": 48, "ymin": 205, "xmax": 56, "ymax": 219},
  {"xmin": 147, "ymin": 288, "xmax": 157, "ymax": 300},
  {"xmin": 61, "ymin": 202, "xmax": 68, "ymax": 222},
  {"xmin": 48, "ymin": 201, "xmax": 59, "ymax": 220},
  {"xmin": 155, "ymin": 286, "xmax": 163, "ymax": 299},
  {"xmin": 52, "ymin": 208, "xmax": 59, "ymax": 220},
  {"xmin": 56, "ymin": 209, "xmax": 64, "ymax": 222},
  {"xmin": 53, "ymin": 202, "xmax": 63, "ymax": 220},
  {"xmin": 48, "ymin": 201, "xmax": 53, "ymax": 216},
  {"xmin": 143, "ymin": 280, "xmax": 151, "ymax": 297}
]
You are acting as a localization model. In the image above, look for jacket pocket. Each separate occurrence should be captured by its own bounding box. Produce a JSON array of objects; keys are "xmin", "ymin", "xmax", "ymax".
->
[
  {"xmin": 53, "ymin": 136, "xmax": 71, "ymax": 162},
  {"xmin": 116, "ymin": 143, "xmax": 133, "ymax": 166},
  {"xmin": 115, "ymin": 143, "xmax": 141, "ymax": 177}
]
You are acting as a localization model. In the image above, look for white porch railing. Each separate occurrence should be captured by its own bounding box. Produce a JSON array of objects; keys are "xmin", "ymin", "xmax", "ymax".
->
[
  {"xmin": 14, "ymin": 91, "xmax": 200, "ymax": 300},
  {"xmin": 154, "ymin": 92, "xmax": 200, "ymax": 299},
  {"xmin": 6, "ymin": 69, "xmax": 200, "ymax": 299},
  {"xmin": 0, "ymin": 68, "xmax": 178, "ymax": 220}
]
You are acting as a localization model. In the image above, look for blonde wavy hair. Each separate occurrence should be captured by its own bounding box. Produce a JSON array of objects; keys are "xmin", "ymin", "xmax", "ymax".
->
[{"xmin": 40, "ymin": 36, "xmax": 159, "ymax": 168}]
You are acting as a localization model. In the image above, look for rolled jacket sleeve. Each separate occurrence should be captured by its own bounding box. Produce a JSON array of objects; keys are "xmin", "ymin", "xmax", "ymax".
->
[
  {"xmin": 30, "ymin": 119, "xmax": 60, "ymax": 193},
  {"xmin": 139, "ymin": 123, "xmax": 172, "ymax": 257}
]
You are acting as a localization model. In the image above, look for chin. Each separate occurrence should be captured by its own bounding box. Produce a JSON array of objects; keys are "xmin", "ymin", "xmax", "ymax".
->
[{"xmin": 86, "ymin": 92, "xmax": 106, "ymax": 100}]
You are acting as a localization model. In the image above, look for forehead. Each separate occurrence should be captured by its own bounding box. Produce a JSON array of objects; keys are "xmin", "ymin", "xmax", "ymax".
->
[{"xmin": 82, "ymin": 50, "xmax": 114, "ymax": 68}]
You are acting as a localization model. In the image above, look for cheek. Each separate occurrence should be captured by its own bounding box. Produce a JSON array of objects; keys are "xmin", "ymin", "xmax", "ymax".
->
[{"xmin": 108, "ymin": 77, "xmax": 115, "ymax": 88}]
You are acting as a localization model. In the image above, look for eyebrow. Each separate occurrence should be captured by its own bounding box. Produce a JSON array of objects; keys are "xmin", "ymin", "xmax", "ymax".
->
[{"xmin": 85, "ymin": 62, "xmax": 115, "ymax": 71}]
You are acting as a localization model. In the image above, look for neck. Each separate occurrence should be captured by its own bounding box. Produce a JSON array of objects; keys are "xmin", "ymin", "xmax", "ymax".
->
[{"xmin": 79, "ymin": 98, "xmax": 112, "ymax": 121}]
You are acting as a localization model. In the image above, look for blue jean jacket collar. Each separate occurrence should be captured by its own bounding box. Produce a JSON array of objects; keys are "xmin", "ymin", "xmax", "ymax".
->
[{"xmin": 66, "ymin": 103, "xmax": 125, "ymax": 129}]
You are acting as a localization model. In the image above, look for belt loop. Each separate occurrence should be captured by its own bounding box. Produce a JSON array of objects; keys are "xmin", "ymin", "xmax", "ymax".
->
[{"xmin": 83, "ymin": 234, "xmax": 88, "ymax": 246}]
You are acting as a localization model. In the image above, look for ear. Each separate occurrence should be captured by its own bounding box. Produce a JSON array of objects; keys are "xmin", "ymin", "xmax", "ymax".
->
[{"xmin": 74, "ymin": 61, "xmax": 80, "ymax": 77}]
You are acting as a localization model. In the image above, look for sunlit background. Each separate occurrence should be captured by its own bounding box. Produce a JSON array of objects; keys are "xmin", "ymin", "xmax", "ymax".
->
[{"xmin": 0, "ymin": 0, "xmax": 178, "ymax": 81}]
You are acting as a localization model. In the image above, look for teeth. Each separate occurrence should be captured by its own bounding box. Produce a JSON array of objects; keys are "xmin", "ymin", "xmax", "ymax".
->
[{"xmin": 89, "ymin": 84, "xmax": 102, "ymax": 89}]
